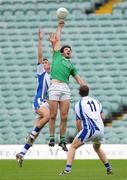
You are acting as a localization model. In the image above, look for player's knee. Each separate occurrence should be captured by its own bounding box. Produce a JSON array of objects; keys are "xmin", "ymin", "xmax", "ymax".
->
[
  {"xmin": 50, "ymin": 112, "xmax": 57, "ymax": 121},
  {"xmin": 44, "ymin": 112, "xmax": 50, "ymax": 120},
  {"xmin": 70, "ymin": 143, "xmax": 78, "ymax": 151},
  {"xmin": 45, "ymin": 116, "xmax": 50, "ymax": 123},
  {"xmin": 61, "ymin": 113, "xmax": 68, "ymax": 121},
  {"xmin": 44, "ymin": 115, "xmax": 50, "ymax": 124}
]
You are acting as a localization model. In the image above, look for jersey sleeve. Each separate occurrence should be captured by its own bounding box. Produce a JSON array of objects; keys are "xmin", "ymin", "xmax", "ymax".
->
[
  {"xmin": 53, "ymin": 50, "xmax": 61, "ymax": 60},
  {"xmin": 75, "ymin": 102, "xmax": 81, "ymax": 120},
  {"xmin": 70, "ymin": 64, "xmax": 78, "ymax": 77},
  {"xmin": 37, "ymin": 63, "xmax": 45, "ymax": 75}
]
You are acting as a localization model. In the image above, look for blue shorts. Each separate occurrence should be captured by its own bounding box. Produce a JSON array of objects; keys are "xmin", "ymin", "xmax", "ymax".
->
[{"xmin": 33, "ymin": 98, "xmax": 49, "ymax": 111}]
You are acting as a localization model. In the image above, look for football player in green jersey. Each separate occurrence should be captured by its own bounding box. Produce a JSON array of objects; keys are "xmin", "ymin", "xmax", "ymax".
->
[{"xmin": 48, "ymin": 20, "xmax": 86, "ymax": 151}]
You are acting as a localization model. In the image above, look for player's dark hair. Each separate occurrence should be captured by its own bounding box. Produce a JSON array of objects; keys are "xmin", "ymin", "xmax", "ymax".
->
[
  {"xmin": 60, "ymin": 45, "xmax": 72, "ymax": 53},
  {"xmin": 43, "ymin": 58, "xmax": 48, "ymax": 61},
  {"xmin": 79, "ymin": 85, "xmax": 89, "ymax": 97}
]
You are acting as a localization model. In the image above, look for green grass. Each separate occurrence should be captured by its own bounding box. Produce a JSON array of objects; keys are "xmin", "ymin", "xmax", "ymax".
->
[{"xmin": 0, "ymin": 160, "xmax": 127, "ymax": 180}]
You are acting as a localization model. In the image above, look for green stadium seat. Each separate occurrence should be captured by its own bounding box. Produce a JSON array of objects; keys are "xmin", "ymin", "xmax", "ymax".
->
[
  {"xmin": 15, "ymin": 14, "xmax": 26, "ymax": 22},
  {"xmin": 37, "ymin": 10, "xmax": 48, "ymax": 20},
  {"xmin": 13, "ymin": 3, "xmax": 24, "ymax": 13},
  {"xmin": 25, "ymin": 13, "xmax": 37, "ymax": 22},
  {"xmin": 122, "ymin": 96, "xmax": 127, "ymax": 106},
  {"xmin": 0, "ymin": 137, "xmax": 5, "ymax": 144},
  {"xmin": 120, "ymin": 138, "xmax": 127, "ymax": 144},
  {"xmin": 104, "ymin": 131, "xmax": 117, "ymax": 139},
  {"xmin": 24, "ymin": 3, "xmax": 36, "ymax": 15},
  {"xmin": 113, "ymin": 126, "xmax": 126, "ymax": 134},
  {"xmin": 8, "ymin": 108, "xmax": 21, "ymax": 116},
  {"xmin": 9, "ymin": 114, "xmax": 22, "ymax": 123},
  {"xmin": 5, "ymin": 135, "xmax": 18, "ymax": 144},
  {"xmin": 117, "ymin": 131, "xmax": 127, "ymax": 140},
  {"xmin": 67, "ymin": 127, "xmax": 77, "ymax": 138},
  {"xmin": 112, "ymin": 120, "xmax": 124, "ymax": 127},
  {"xmin": 1, "ymin": 3, "xmax": 13, "ymax": 15},
  {"xmin": 5, "ymin": 102, "xmax": 18, "ymax": 110},
  {"xmin": 105, "ymin": 136, "xmax": 120, "ymax": 144},
  {"xmin": 0, "ymin": 119, "xmax": 11, "ymax": 128},
  {"xmin": 0, "ymin": 113, "xmax": 9, "ymax": 123}
]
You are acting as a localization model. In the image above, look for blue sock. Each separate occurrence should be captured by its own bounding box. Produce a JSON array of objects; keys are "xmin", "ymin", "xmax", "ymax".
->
[
  {"xmin": 104, "ymin": 163, "xmax": 111, "ymax": 170},
  {"xmin": 24, "ymin": 143, "xmax": 30, "ymax": 150},
  {"xmin": 65, "ymin": 164, "xmax": 72, "ymax": 172},
  {"xmin": 20, "ymin": 143, "xmax": 31, "ymax": 157},
  {"xmin": 34, "ymin": 127, "xmax": 41, "ymax": 132},
  {"xmin": 30, "ymin": 126, "xmax": 41, "ymax": 139}
]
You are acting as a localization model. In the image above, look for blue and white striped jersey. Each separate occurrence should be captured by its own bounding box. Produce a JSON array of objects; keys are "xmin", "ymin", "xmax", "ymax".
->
[
  {"xmin": 34, "ymin": 63, "xmax": 50, "ymax": 101},
  {"xmin": 75, "ymin": 96, "xmax": 104, "ymax": 131}
]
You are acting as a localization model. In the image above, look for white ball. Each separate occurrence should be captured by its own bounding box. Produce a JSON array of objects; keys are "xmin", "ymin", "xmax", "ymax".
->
[{"xmin": 56, "ymin": 7, "xmax": 68, "ymax": 19}]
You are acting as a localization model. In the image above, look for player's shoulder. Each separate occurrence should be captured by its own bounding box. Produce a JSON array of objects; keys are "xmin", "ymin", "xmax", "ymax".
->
[
  {"xmin": 90, "ymin": 96, "xmax": 102, "ymax": 107},
  {"xmin": 82, "ymin": 96, "xmax": 91, "ymax": 102},
  {"xmin": 92, "ymin": 96, "xmax": 101, "ymax": 105},
  {"xmin": 53, "ymin": 50, "xmax": 61, "ymax": 56},
  {"xmin": 37, "ymin": 63, "xmax": 47, "ymax": 75},
  {"xmin": 86, "ymin": 96, "xmax": 99, "ymax": 102},
  {"xmin": 37, "ymin": 63, "xmax": 43, "ymax": 66},
  {"xmin": 82, "ymin": 96, "xmax": 101, "ymax": 105},
  {"xmin": 37, "ymin": 63, "xmax": 44, "ymax": 69}
]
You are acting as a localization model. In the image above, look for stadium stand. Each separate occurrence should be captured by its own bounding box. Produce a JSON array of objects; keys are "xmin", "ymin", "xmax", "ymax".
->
[{"xmin": 0, "ymin": 0, "xmax": 127, "ymax": 144}]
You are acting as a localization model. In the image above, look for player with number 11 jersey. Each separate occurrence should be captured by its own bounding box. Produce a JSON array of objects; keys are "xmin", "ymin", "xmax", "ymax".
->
[{"xmin": 75, "ymin": 96, "xmax": 104, "ymax": 142}]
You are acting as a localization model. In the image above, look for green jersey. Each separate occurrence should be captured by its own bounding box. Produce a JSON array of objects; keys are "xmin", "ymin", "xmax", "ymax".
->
[{"xmin": 51, "ymin": 50, "xmax": 78, "ymax": 84}]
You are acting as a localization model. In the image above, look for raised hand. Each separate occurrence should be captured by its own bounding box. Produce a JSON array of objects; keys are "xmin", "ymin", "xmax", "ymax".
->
[
  {"xmin": 38, "ymin": 28, "xmax": 43, "ymax": 63},
  {"xmin": 58, "ymin": 19, "xmax": 65, "ymax": 28},
  {"xmin": 38, "ymin": 28, "xmax": 42, "ymax": 40},
  {"xmin": 49, "ymin": 33, "xmax": 57, "ymax": 44}
]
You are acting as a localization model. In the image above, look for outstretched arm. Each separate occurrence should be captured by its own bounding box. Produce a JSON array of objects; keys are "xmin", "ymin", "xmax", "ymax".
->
[
  {"xmin": 38, "ymin": 29, "xmax": 43, "ymax": 64},
  {"xmin": 49, "ymin": 20, "xmax": 64, "ymax": 51},
  {"xmin": 74, "ymin": 74, "xmax": 86, "ymax": 86}
]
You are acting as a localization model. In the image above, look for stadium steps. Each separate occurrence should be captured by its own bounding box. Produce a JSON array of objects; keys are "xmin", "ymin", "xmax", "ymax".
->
[{"xmin": 95, "ymin": 0, "xmax": 123, "ymax": 14}]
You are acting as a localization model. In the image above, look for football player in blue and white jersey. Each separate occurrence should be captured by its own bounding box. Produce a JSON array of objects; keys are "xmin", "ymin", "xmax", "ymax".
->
[
  {"xmin": 60, "ymin": 85, "xmax": 113, "ymax": 175},
  {"xmin": 16, "ymin": 29, "xmax": 50, "ymax": 167}
]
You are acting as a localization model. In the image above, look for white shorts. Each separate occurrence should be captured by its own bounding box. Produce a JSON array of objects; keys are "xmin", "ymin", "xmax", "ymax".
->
[
  {"xmin": 75, "ymin": 128, "xmax": 104, "ymax": 144},
  {"xmin": 48, "ymin": 82, "xmax": 71, "ymax": 101},
  {"xmin": 33, "ymin": 98, "xmax": 49, "ymax": 111}
]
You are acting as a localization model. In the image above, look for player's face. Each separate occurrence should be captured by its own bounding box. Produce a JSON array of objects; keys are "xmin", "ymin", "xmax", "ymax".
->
[
  {"xmin": 43, "ymin": 60, "xmax": 50, "ymax": 73},
  {"xmin": 62, "ymin": 47, "xmax": 71, "ymax": 59}
]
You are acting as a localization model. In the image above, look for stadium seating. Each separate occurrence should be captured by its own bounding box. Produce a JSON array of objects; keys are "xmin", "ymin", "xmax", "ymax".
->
[{"xmin": 0, "ymin": 0, "xmax": 127, "ymax": 144}]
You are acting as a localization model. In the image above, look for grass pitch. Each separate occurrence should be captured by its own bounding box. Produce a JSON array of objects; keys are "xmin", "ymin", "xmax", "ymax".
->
[{"xmin": 0, "ymin": 160, "xmax": 127, "ymax": 180}]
